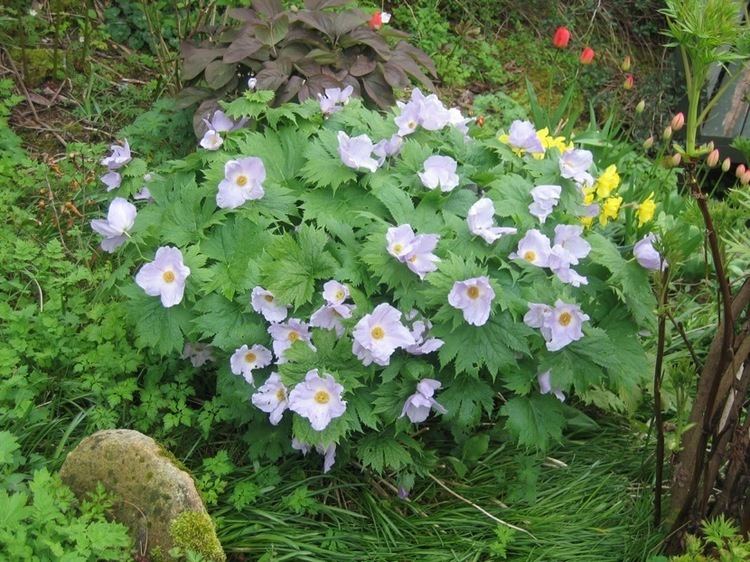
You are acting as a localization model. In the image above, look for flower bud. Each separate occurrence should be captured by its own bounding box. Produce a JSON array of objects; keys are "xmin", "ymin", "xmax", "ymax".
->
[
  {"xmin": 621, "ymin": 55, "xmax": 632, "ymax": 72},
  {"xmin": 643, "ymin": 136, "xmax": 654, "ymax": 150},
  {"xmin": 635, "ymin": 100, "xmax": 645, "ymax": 114},
  {"xmin": 706, "ymin": 149, "xmax": 720, "ymax": 168},
  {"xmin": 736, "ymin": 164, "xmax": 746, "ymax": 178},
  {"xmin": 580, "ymin": 47, "xmax": 595, "ymax": 65},
  {"xmin": 670, "ymin": 112, "xmax": 685, "ymax": 131},
  {"xmin": 553, "ymin": 26, "xmax": 571, "ymax": 49},
  {"xmin": 722, "ymin": 157, "xmax": 731, "ymax": 172},
  {"xmin": 623, "ymin": 74, "xmax": 634, "ymax": 90},
  {"xmin": 663, "ymin": 126, "xmax": 673, "ymax": 141},
  {"xmin": 671, "ymin": 153, "xmax": 682, "ymax": 167},
  {"xmin": 705, "ymin": 141, "xmax": 714, "ymax": 152},
  {"xmin": 742, "ymin": 171, "xmax": 750, "ymax": 185}
]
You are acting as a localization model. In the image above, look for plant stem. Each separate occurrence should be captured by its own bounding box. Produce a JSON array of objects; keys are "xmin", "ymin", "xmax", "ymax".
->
[{"xmin": 653, "ymin": 268, "xmax": 669, "ymax": 526}]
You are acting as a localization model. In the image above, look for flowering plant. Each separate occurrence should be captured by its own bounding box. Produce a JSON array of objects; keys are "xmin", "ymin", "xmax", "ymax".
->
[{"xmin": 97, "ymin": 88, "xmax": 659, "ymax": 482}]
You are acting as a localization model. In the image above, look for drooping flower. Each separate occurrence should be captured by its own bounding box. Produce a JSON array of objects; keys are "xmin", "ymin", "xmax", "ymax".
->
[
  {"xmin": 637, "ymin": 193, "xmax": 656, "ymax": 226},
  {"xmin": 529, "ymin": 184, "xmax": 562, "ymax": 223},
  {"xmin": 247, "ymin": 77, "xmax": 257, "ymax": 90},
  {"xmin": 373, "ymin": 134, "xmax": 403, "ymax": 165},
  {"xmin": 525, "ymin": 300, "xmax": 589, "ymax": 351},
  {"xmin": 503, "ymin": 120, "xmax": 544, "ymax": 155},
  {"xmin": 594, "ymin": 165, "xmax": 620, "ymax": 199},
  {"xmin": 230, "ymin": 344, "xmax": 273, "ymax": 384},
  {"xmin": 199, "ymin": 129, "xmax": 223, "ymax": 151},
  {"xmin": 310, "ymin": 280, "xmax": 354, "ymax": 337},
  {"xmin": 394, "ymin": 101, "xmax": 422, "ymax": 136},
  {"xmin": 419, "ymin": 155, "xmax": 460, "ymax": 192},
  {"xmin": 538, "ymin": 371, "xmax": 566, "ymax": 402},
  {"xmin": 216, "ymin": 157, "xmax": 266, "ymax": 209},
  {"xmin": 634, "ymin": 233, "xmax": 667, "ymax": 271},
  {"xmin": 548, "ymin": 245, "xmax": 588, "ymax": 287},
  {"xmin": 599, "ymin": 196, "xmax": 622, "ymax": 226},
  {"xmin": 404, "ymin": 310, "xmax": 444, "ymax": 355},
  {"xmin": 101, "ymin": 171, "xmax": 122, "ymax": 191},
  {"xmin": 288, "ymin": 369, "xmax": 347, "ymax": 431},
  {"xmin": 352, "ymin": 303, "xmax": 415, "ymax": 366},
  {"xmin": 320, "ymin": 443, "xmax": 337, "ymax": 473},
  {"xmin": 268, "ymin": 319, "xmax": 314, "ymax": 363},
  {"xmin": 579, "ymin": 47, "xmax": 595, "ymax": 64},
  {"xmin": 510, "ymin": 229, "xmax": 552, "ymax": 267},
  {"xmin": 553, "ymin": 224, "xmax": 591, "ymax": 262},
  {"xmin": 552, "ymin": 26, "xmax": 571, "ymax": 49},
  {"xmin": 393, "ymin": 89, "xmax": 451, "ymax": 136},
  {"xmin": 101, "ymin": 139, "xmax": 131, "ymax": 170},
  {"xmin": 251, "ymin": 286, "xmax": 288, "ymax": 322},
  {"xmin": 559, "ymin": 148, "xmax": 594, "ymax": 185},
  {"xmin": 447, "ymin": 107, "xmax": 473, "ymax": 136},
  {"xmin": 181, "ymin": 342, "xmax": 215, "ymax": 367},
  {"xmin": 319, "ymin": 85, "xmax": 354, "ymax": 115},
  {"xmin": 135, "ymin": 246, "xmax": 191, "ymax": 308},
  {"xmin": 91, "ymin": 197, "xmax": 137, "ymax": 253},
  {"xmin": 251, "ymin": 372, "xmax": 289, "ymax": 425},
  {"xmin": 404, "ymin": 233, "xmax": 440, "ymax": 279},
  {"xmin": 448, "ymin": 276, "xmax": 495, "ymax": 326},
  {"xmin": 467, "ymin": 198, "xmax": 517, "ymax": 244},
  {"xmin": 337, "ymin": 131, "xmax": 379, "ymax": 173},
  {"xmin": 400, "ymin": 379, "xmax": 447, "ymax": 423}
]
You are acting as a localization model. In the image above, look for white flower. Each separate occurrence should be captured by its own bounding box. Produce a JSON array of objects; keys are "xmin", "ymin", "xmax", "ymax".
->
[
  {"xmin": 381, "ymin": 11, "xmax": 392, "ymax": 23},
  {"xmin": 400, "ymin": 379, "xmax": 447, "ymax": 423},
  {"xmin": 447, "ymin": 107, "xmax": 473, "ymax": 136},
  {"xmin": 251, "ymin": 286, "xmax": 288, "ymax": 323},
  {"xmin": 216, "ymin": 157, "xmax": 266, "ymax": 209},
  {"xmin": 101, "ymin": 140, "xmax": 131, "ymax": 170},
  {"xmin": 322, "ymin": 280, "xmax": 349, "ymax": 305},
  {"xmin": 506, "ymin": 120, "xmax": 544, "ymax": 154},
  {"xmin": 101, "ymin": 171, "xmax": 121, "ymax": 191},
  {"xmin": 559, "ymin": 149, "xmax": 594, "ymax": 185},
  {"xmin": 538, "ymin": 371, "xmax": 566, "ymax": 402},
  {"xmin": 448, "ymin": 276, "xmax": 495, "ymax": 326},
  {"xmin": 135, "ymin": 246, "xmax": 191, "ymax": 308},
  {"xmin": 524, "ymin": 300, "xmax": 589, "ymax": 352},
  {"xmin": 386, "ymin": 224, "xmax": 417, "ymax": 261},
  {"xmin": 247, "ymin": 77, "xmax": 257, "ymax": 89},
  {"xmin": 510, "ymin": 229, "xmax": 552, "ymax": 267},
  {"xmin": 418, "ymin": 155, "xmax": 460, "ymax": 192},
  {"xmin": 467, "ymin": 198, "xmax": 517, "ymax": 244},
  {"xmin": 319, "ymin": 85, "xmax": 354, "ymax": 115},
  {"xmin": 90, "ymin": 197, "xmax": 137, "ymax": 253},
  {"xmin": 268, "ymin": 319, "xmax": 313, "ymax": 363},
  {"xmin": 251, "ymin": 372, "xmax": 289, "ymax": 425},
  {"xmin": 403, "ymin": 312, "xmax": 444, "ymax": 355},
  {"xmin": 529, "ymin": 184, "xmax": 562, "ymax": 223},
  {"xmin": 199, "ymin": 129, "xmax": 223, "ymax": 151},
  {"xmin": 352, "ymin": 303, "xmax": 415, "ymax": 366},
  {"xmin": 288, "ymin": 369, "xmax": 347, "ymax": 431},
  {"xmin": 337, "ymin": 131, "xmax": 379, "ymax": 172},
  {"xmin": 181, "ymin": 343, "xmax": 214, "ymax": 367},
  {"xmin": 310, "ymin": 280, "xmax": 354, "ymax": 337},
  {"xmin": 230, "ymin": 344, "xmax": 273, "ymax": 384}
]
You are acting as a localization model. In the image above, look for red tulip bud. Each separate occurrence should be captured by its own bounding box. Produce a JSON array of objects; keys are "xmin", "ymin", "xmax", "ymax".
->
[
  {"xmin": 579, "ymin": 47, "xmax": 595, "ymax": 65},
  {"xmin": 722, "ymin": 158, "xmax": 731, "ymax": 172},
  {"xmin": 553, "ymin": 26, "xmax": 571, "ymax": 49},
  {"xmin": 706, "ymin": 149, "xmax": 720, "ymax": 168},
  {"xmin": 670, "ymin": 112, "xmax": 685, "ymax": 131},
  {"xmin": 623, "ymin": 74, "xmax": 634, "ymax": 90}
]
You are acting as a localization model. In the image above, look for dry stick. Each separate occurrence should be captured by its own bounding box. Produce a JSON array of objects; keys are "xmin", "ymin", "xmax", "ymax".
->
[
  {"xmin": 427, "ymin": 473, "xmax": 537, "ymax": 540},
  {"xmin": 654, "ymin": 268, "xmax": 669, "ymax": 526}
]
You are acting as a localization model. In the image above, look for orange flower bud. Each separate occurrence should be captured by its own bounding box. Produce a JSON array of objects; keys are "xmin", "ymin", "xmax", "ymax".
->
[
  {"xmin": 670, "ymin": 112, "xmax": 685, "ymax": 131},
  {"xmin": 706, "ymin": 149, "xmax": 720, "ymax": 168},
  {"xmin": 643, "ymin": 136, "xmax": 654, "ymax": 150},
  {"xmin": 623, "ymin": 74, "xmax": 634, "ymax": 90},
  {"xmin": 736, "ymin": 164, "xmax": 746, "ymax": 178},
  {"xmin": 671, "ymin": 153, "xmax": 682, "ymax": 167},
  {"xmin": 742, "ymin": 171, "xmax": 750, "ymax": 185},
  {"xmin": 621, "ymin": 55, "xmax": 632, "ymax": 72},
  {"xmin": 553, "ymin": 26, "xmax": 571, "ymax": 49},
  {"xmin": 579, "ymin": 47, "xmax": 595, "ymax": 65}
]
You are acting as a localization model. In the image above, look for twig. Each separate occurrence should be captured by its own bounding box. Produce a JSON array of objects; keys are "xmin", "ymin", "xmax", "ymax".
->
[
  {"xmin": 665, "ymin": 308, "xmax": 703, "ymax": 373},
  {"xmin": 653, "ymin": 268, "xmax": 669, "ymax": 526},
  {"xmin": 427, "ymin": 473, "xmax": 537, "ymax": 540}
]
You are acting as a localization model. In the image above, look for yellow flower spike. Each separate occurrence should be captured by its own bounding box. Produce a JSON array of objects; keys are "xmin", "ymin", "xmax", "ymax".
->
[
  {"xmin": 594, "ymin": 165, "xmax": 621, "ymax": 199},
  {"xmin": 537, "ymin": 127, "xmax": 571, "ymax": 153},
  {"xmin": 582, "ymin": 186, "xmax": 596, "ymax": 206},
  {"xmin": 580, "ymin": 216, "xmax": 594, "ymax": 228},
  {"xmin": 599, "ymin": 196, "xmax": 623, "ymax": 226},
  {"xmin": 637, "ymin": 192, "xmax": 656, "ymax": 226}
]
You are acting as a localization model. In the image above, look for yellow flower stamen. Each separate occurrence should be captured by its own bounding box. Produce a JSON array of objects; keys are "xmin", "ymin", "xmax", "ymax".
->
[{"xmin": 314, "ymin": 390, "xmax": 330, "ymax": 404}]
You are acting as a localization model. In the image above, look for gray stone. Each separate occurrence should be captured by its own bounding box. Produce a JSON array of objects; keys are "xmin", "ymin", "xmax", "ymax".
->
[{"xmin": 60, "ymin": 429, "xmax": 225, "ymax": 562}]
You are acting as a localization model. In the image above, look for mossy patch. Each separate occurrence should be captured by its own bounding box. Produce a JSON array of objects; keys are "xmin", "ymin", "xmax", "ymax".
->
[{"xmin": 169, "ymin": 511, "xmax": 226, "ymax": 562}]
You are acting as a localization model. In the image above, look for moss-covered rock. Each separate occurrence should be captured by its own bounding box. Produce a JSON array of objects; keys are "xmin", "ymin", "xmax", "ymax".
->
[{"xmin": 59, "ymin": 429, "xmax": 225, "ymax": 561}]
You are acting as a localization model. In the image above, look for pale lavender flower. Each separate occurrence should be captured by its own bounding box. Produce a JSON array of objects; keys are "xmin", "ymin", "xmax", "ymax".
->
[
  {"xmin": 403, "ymin": 311, "xmax": 443, "ymax": 355},
  {"xmin": 101, "ymin": 171, "xmax": 122, "ymax": 191},
  {"xmin": 394, "ymin": 101, "xmax": 422, "ymax": 136},
  {"xmin": 467, "ymin": 198, "xmax": 517, "ymax": 243},
  {"xmin": 319, "ymin": 85, "xmax": 354, "ymax": 115},
  {"xmin": 634, "ymin": 233, "xmax": 667, "ymax": 271},
  {"xmin": 310, "ymin": 280, "xmax": 354, "ymax": 337},
  {"xmin": 133, "ymin": 187, "xmax": 153, "ymax": 201},
  {"xmin": 216, "ymin": 157, "xmax": 266, "ymax": 209},
  {"xmin": 337, "ymin": 131, "xmax": 379, "ymax": 172},
  {"xmin": 404, "ymin": 233, "xmax": 440, "ymax": 279},
  {"xmin": 352, "ymin": 303, "xmax": 415, "ymax": 366},
  {"xmin": 230, "ymin": 344, "xmax": 273, "ymax": 384},
  {"xmin": 181, "ymin": 342, "xmax": 214, "ymax": 367},
  {"xmin": 199, "ymin": 129, "xmax": 223, "ymax": 151},
  {"xmin": 288, "ymin": 369, "xmax": 347, "ymax": 431},
  {"xmin": 553, "ymin": 225, "xmax": 591, "ymax": 262},
  {"xmin": 101, "ymin": 139, "xmax": 131, "ymax": 170},
  {"xmin": 251, "ymin": 372, "xmax": 289, "ymax": 425},
  {"xmin": 525, "ymin": 300, "xmax": 589, "ymax": 351},
  {"xmin": 548, "ymin": 245, "xmax": 588, "ymax": 287},
  {"xmin": 319, "ymin": 443, "xmax": 337, "ymax": 473},
  {"xmin": 206, "ymin": 110, "xmax": 235, "ymax": 133},
  {"xmin": 524, "ymin": 303, "xmax": 553, "ymax": 331},
  {"xmin": 400, "ymin": 379, "xmax": 447, "ymax": 423},
  {"xmin": 322, "ymin": 280, "xmax": 349, "ymax": 305},
  {"xmin": 538, "ymin": 370, "xmax": 566, "ymax": 402},
  {"xmin": 447, "ymin": 107, "xmax": 473, "ymax": 136},
  {"xmin": 448, "ymin": 276, "xmax": 495, "ymax": 326},
  {"xmin": 268, "ymin": 319, "xmax": 313, "ymax": 363},
  {"xmin": 559, "ymin": 149, "xmax": 594, "ymax": 185},
  {"xmin": 291, "ymin": 437, "xmax": 310, "ymax": 455},
  {"xmin": 352, "ymin": 339, "xmax": 387, "ymax": 366},
  {"xmin": 419, "ymin": 155, "xmax": 459, "ymax": 192},
  {"xmin": 529, "ymin": 184, "xmax": 562, "ymax": 223},
  {"xmin": 135, "ymin": 246, "xmax": 190, "ymax": 308},
  {"xmin": 91, "ymin": 197, "xmax": 136, "ymax": 253},
  {"xmin": 414, "ymin": 90, "xmax": 450, "ymax": 131},
  {"xmin": 373, "ymin": 134, "xmax": 403, "ymax": 165},
  {"xmin": 386, "ymin": 224, "xmax": 417, "ymax": 261},
  {"xmin": 510, "ymin": 229, "xmax": 552, "ymax": 267},
  {"xmin": 251, "ymin": 286, "xmax": 288, "ymax": 323},
  {"xmin": 506, "ymin": 120, "xmax": 544, "ymax": 154}
]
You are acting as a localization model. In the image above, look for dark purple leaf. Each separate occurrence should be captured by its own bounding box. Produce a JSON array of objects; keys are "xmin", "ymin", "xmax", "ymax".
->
[
  {"xmin": 332, "ymin": 11, "xmax": 368, "ymax": 37},
  {"xmin": 390, "ymin": 52, "xmax": 435, "ymax": 90},
  {"xmin": 302, "ymin": 73, "xmax": 344, "ymax": 101},
  {"xmin": 253, "ymin": 0, "xmax": 283, "ymax": 19},
  {"xmin": 255, "ymin": 15, "xmax": 289, "ymax": 46},
  {"xmin": 285, "ymin": 27, "xmax": 328, "ymax": 49},
  {"xmin": 180, "ymin": 42, "xmax": 224, "ymax": 80},
  {"xmin": 306, "ymin": 48, "xmax": 339, "ymax": 66},
  {"xmin": 205, "ymin": 60, "xmax": 237, "ymax": 89},
  {"xmin": 343, "ymin": 28, "xmax": 392, "ymax": 59},
  {"xmin": 224, "ymin": 36, "xmax": 264, "ymax": 63},
  {"xmin": 256, "ymin": 60, "xmax": 292, "ymax": 91},
  {"xmin": 381, "ymin": 61, "xmax": 408, "ymax": 88},
  {"xmin": 277, "ymin": 44, "xmax": 310, "ymax": 63},
  {"xmin": 395, "ymin": 41, "xmax": 437, "ymax": 76},
  {"xmin": 349, "ymin": 54, "xmax": 376, "ymax": 77},
  {"xmin": 294, "ymin": 10, "xmax": 334, "ymax": 38},
  {"xmin": 303, "ymin": 0, "xmax": 352, "ymax": 9},
  {"xmin": 277, "ymin": 75, "xmax": 305, "ymax": 103},
  {"xmin": 176, "ymin": 86, "xmax": 212, "ymax": 108},
  {"xmin": 361, "ymin": 70, "xmax": 394, "ymax": 108},
  {"xmin": 227, "ymin": 8, "xmax": 261, "ymax": 24}
]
